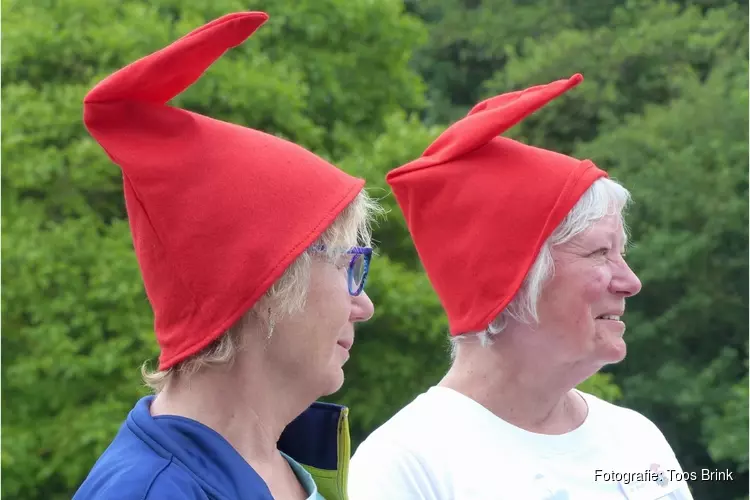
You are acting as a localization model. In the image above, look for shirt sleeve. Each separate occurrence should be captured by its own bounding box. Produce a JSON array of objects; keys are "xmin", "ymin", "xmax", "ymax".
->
[
  {"xmin": 348, "ymin": 439, "xmax": 446, "ymax": 500},
  {"xmin": 636, "ymin": 413, "xmax": 696, "ymax": 499}
]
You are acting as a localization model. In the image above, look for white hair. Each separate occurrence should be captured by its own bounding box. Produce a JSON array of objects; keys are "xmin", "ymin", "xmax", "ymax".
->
[
  {"xmin": 142, "ymin": 189, "xmax": 384, "ymax": 392},
  {"xmin": 450, "ymin": 177, "xmax": 631, "ymax": 358}
]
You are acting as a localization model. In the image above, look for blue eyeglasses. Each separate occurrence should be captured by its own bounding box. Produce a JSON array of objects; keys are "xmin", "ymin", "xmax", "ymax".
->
[
  {"xmin": 344, "ymin": 246, "xmax": 372, "ymax": 296},
  {"xmin": 311, "ymin": 245, "xmax": 372, "ymax": 296}
]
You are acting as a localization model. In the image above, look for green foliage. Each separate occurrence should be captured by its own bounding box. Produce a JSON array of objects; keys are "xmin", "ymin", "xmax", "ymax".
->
[
  {"xmin": 407, "ymin": 0, "xmax": 578, "ymax": 123},
  {"xmin": 577, "ymin": 373, "xmax": 623, "ymax": 402},
  {"xmin": 488, "ymin": 0, "xmax": 748, "ymax": 151},
  {"xmin": 704, "ymin": 375, "xmax": 749, "ymax": 472},
  {"xmin": 1, "ymin": 203, "xmax": 155, "ymax": 499}
]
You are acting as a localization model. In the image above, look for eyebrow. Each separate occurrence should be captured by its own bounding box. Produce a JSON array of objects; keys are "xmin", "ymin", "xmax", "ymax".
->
[{"xmin": 585, "ymin": 229, "xmax": 628, "ymax": 251}]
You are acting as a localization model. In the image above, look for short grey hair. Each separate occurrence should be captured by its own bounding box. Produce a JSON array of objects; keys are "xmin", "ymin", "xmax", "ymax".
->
[
  {"xmin": 450, "ymin": 177, "xmax": 631, "ymax": 357},
  {"xmin": 142, "ymin": 189, "xmax": 384, "ymax": 392}
]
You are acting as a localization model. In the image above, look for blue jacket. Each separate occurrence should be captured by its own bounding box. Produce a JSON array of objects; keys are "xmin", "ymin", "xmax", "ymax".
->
[{"xmin": 73, "ymin": 396, "xmax": 351, "ymax": 499}]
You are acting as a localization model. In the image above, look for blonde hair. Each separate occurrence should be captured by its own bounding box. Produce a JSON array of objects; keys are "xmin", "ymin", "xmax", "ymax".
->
[{"xmin": 142, "ymin": 189, "xmax": 383, "ymax": 392}]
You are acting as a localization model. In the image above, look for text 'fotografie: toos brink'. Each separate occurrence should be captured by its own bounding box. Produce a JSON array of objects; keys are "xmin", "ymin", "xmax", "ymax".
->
[{"xmin": 595, "ymin": 468, "xmax": 734, "ymax": 484}]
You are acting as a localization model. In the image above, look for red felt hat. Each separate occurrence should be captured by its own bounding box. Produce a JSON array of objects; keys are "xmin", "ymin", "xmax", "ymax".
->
[
  {"xmin": 83, "ymin": 12, "xmax": 364, "ymax": 369},
  {"xmin": 386, "ymin": 74, "xmax": 607, "ymax": 335}
]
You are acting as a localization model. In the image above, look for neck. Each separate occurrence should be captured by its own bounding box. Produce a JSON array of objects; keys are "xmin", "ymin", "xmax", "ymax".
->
[
  {"xmin": 150, "ymin": 356, "xmax": 311, "ymax": 465},
  {"xmin": 440, "ymin": 337, "xmax": 588, "ymax": 434}
]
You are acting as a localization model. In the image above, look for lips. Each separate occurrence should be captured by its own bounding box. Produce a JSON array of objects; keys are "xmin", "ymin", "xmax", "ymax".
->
[
  {"xmin": 595, "ymin": 311, "xmax": 624, "ymax": 321},
  {"xmin": 337, "ymin": 338, "xmax": 353, "ymax": 351},
  {"xmin": 596, "ymin": 314, "xmax": 621, "ymax": 321}
]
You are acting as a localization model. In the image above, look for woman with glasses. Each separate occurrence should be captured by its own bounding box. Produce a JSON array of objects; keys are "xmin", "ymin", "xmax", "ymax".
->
[{"xmin": 74, "ymin": 12, "xmax": 380, "ymax": 500}]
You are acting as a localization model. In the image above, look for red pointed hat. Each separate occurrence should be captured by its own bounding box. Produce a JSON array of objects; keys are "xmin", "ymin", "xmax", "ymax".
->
[
  {"xmin": 386, "ymin": 74, "xmax": 607, "ymax": 335},
  {"xmin": 83, "ymin": 12, "xmax": 364, "ymax": 369}
]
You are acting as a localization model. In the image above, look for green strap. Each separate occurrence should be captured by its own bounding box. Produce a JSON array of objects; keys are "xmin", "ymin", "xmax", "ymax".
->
[{"xmin": 302, "ymin": 407, "xmax": 350, "ymax": 500}]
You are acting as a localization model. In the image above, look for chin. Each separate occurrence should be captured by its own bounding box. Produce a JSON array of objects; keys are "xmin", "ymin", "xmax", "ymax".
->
[
  {"xmin": 599, "ymin": 338, "xmax": 627, "ymax": 364},
  {"xmin": 319, "ymin": 367, "xmax": 345, "ymax": 397}
]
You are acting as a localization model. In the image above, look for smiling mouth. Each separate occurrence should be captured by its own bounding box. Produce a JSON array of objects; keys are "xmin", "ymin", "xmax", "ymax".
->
[{"xmin": 596, "ymin": 315, "xmax": 622, "ymax": 321}]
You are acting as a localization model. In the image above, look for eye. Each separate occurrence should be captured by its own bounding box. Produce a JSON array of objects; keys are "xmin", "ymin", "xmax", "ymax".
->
[{"xmin": 589, "ymin": 247, "xmax": 610, "ymax": 257}]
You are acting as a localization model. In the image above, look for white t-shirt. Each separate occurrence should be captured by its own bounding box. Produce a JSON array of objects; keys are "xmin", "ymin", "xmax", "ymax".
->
[{"xmin": 349, "ymin": 387, "xmax": 694, "ymax": 500}]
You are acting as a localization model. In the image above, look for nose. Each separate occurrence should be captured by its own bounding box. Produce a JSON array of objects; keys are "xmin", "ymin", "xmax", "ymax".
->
[
  {"xmin": 610, "ymin": 258, "xmax": 642, "ymax": 297},
  {"xmin": 350, "ymin": 291, "xmax": 375, "ymax": 322}
]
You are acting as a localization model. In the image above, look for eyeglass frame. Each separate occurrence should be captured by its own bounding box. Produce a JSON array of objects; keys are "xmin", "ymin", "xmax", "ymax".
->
[{"xmin": 309, "ymin": 245, "xmax": 372, "ymax": 296}]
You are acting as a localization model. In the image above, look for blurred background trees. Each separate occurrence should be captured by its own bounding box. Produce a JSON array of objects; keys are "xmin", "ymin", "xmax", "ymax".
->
[{"xmin": 2, "ymin": 0, "xmax": 747, "ymax": 499}]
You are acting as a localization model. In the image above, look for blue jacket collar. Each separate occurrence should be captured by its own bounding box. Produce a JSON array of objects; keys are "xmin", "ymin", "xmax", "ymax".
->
[{"xmin": 128, "ymin": 396, "xmax": 349, "ymax": 499}]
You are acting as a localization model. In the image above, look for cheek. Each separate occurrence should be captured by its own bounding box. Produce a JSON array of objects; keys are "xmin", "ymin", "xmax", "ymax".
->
[
  {"xmin": 581, "ymin": 267, "xmax": 611, "ymax": 301},
  {"xmin": 544, "ymin": 268, "xmax": 610, "ymax": 330},
  {"xmin": 545, "ymin": 267, "xmax": 608, "ymax": 311},
  {"xmin": 309, "ymin": 270, "xmax": 351, "ymax": 327}
]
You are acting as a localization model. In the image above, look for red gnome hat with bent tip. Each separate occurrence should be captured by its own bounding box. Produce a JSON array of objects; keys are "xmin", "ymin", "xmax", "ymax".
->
[
  {"xmin": 386, "ymin": 74, "xmax": 607, "ymax": 335},
  {"xmin": 83, "ymin": 12, "xmax": 364, "ymax": 370}
]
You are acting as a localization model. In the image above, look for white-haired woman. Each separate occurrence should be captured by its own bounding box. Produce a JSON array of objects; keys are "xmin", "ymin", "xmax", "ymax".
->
[
  {"xmin": 74, "ymin": 12, "xmax": 380, "ymax": 500},
  {"xmin": 349, "ymin": 75, "xmax": 694, "ymax": 500}
]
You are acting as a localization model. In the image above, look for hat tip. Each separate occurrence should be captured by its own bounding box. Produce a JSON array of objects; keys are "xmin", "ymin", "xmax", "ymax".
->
[{"xmin": 249, "ymin": 11, "xmax": 270, "ymax": 22}]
